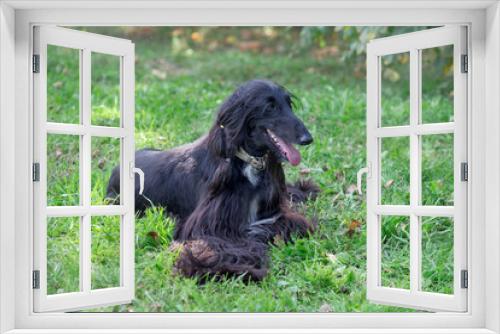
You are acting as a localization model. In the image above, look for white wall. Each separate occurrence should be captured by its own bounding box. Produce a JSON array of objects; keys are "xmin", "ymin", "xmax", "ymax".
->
[
  {"xmin": 0, "ymin": 2, "xmax": 16, "ymax": 333},
  {"xmin": 485, "ymin": 2, "xmax": 500, "ymax": 333}
]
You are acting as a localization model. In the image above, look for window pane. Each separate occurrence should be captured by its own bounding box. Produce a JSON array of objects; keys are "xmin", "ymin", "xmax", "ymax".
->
[
  {"xmin": 380, "ymin": 52, "xmax": 410, "ymax": 127},
  {"xmin": 91, "ymin": 52, "xmax": 121, "ymax": 127},
  {"xmin": 421, "ymin": 134, "xmax": 454, "ymax": 206},
  {"xmin": 381, "ymin": 216, "xmax": 410, "ymax": 289},
  {"xmin": 381, "ymin": 137, "xmax": 410, "ymax": 205},
  {"xmin": 47, "ymin": 134, "xmax": 80, "ymax": 206},
  {"xmin": 91, "ymin": 137, "xmax": 121, "ymax": 205},
  {"xmin": 47, "ymin": 45, "xmax": 80, "ymax": 124},
  {"xmin": 421, "ymin": 217, "xmax": 454, "ymax": 294},
  {"xmin": 421, "ymin": 45, "xmax": 454, "ymax": 124},
  {"xmin": 47, "ymin": 217, "xmax": 80, "ymax": 294},
  {"xmin": 91, "ymin": 216, "xmax": 121, "ymax": 289}
]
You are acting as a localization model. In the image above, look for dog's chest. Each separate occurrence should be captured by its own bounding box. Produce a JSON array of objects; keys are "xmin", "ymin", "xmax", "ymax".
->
[
  {"xmin": 242, "ymin": 164, "xmax": 263, "ymax": 223},
  {"xmin": 242, "ymin": 164, "xmax": 261, "ymax": 187}
]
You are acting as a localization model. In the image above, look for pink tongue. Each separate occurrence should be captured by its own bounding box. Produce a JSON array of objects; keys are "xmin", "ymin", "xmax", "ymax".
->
[{"xmin": 282, "ymin": 142, "xmax": 301, "ymax": 166}]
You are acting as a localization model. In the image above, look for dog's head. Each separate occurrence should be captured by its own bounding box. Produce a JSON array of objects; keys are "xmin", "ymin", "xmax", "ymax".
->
[{"xmin": 208, "ymin": 79, "xmax": 312, "ymax": 166}]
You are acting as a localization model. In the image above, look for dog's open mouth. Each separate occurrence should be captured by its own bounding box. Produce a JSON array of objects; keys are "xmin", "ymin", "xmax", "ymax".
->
[{"xmin": 266, "ymin": 129, "xmax": 301, "ymax": 166}]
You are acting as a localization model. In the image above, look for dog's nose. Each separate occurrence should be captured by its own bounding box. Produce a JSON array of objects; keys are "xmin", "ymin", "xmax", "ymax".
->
[{"xmin": 298, "ymin": 133, "xmax": 313, "ymax": 145}]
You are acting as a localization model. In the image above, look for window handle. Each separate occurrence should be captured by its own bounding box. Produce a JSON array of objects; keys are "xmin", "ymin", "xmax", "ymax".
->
[
  {"xmin": 357, "ymin": 164, "xmax": 371, "ymax": 195},
  {"xmin": 130, "ymin": 162, "xmax": 145, "ymax": 195}
]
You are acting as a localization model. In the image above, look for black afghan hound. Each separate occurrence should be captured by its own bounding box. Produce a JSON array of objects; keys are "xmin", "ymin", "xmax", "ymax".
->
[{"xmin": 106, "ymin": 79, "xmax": 319, "ymax": 280}]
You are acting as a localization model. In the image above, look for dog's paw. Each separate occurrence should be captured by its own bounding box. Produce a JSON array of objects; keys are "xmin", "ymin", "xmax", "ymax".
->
[{"xmin": 287, "ymin": 179, "xmax": 320, "ymax": 204}]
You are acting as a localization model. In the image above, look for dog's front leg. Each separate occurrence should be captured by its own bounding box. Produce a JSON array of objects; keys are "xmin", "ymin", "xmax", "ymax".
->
[{"xmin": 267, "ymin": 208, "xmax": 315, "ymax": 243}]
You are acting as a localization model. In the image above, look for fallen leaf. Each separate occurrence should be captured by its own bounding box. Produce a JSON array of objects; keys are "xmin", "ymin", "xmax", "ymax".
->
[
  {"xmin": 191, "ymin": 32, "xmax": 203, "ymax": 43},
  {"xmin": 346, "ymin": 220, "xmax": 362, "ymax": 237},
  {"xmin": 147, "ymin": 231, "xmax": 159, "ymax": 240},
  {"xmin": 384, "ymin": 179, "xmax": 394, "ymax": 188},
  {"xmin": 52, "ymin": 81, "xmax": 63, "ymax": 89}
]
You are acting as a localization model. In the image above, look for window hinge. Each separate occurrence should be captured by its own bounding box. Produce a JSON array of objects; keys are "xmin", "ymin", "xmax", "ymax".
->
[
  {"xmin": 461, "ymin": 162, "xmax": 468, "ymax": 182},
  {"xmin": 461, "ymin": 269, "xmax": 468, "ymax": 289},
  {"xmin": 32, "ymin": 54, "xmax": 40, "ymax": 73},
  {"xmin": 461, "ymin": 54, "xmax": 468, "ymax": 73},
  {"xmin": 32, "ymin": 270, "xmax": 40, "ymax": 289},
  {"xmin": 33, "ymin": 163, "xmax": 40, "ymax": 182}
]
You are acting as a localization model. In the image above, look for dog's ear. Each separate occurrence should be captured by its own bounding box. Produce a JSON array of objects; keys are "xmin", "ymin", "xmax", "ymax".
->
[
  {"xmin": 208, "ymin": 93, "xmax": 249, "ymax": 159},
  {"xmin": 207, "ymin": 124, "xmax": 229, "ymax": 158},
  {"xmin": 206, "ymin": 121, "xmax": 235, "ymax": 195}
]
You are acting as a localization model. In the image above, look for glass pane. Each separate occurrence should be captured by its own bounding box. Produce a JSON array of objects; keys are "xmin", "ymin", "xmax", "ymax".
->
[
  {"xmin": 421, "ymin": 217, "xmax": 454, "ymax": 294},
  {"xmin": 91, "ymin": 137, "xmax": 121, "ymax": 205},
  {"xmin": 91, "ymin": 52, "xmax": 121, "ymax": 127},
  {"xmin": 47, "ymin": 217, "xmax": 80, "ymax": 294},
  {"xmin": 381, "ymin": 216, "xmax": 410, "ymax": 289},
  {"xmin": 380, "ymin": 52, "xmax": 410, "ymax": 127},
  {"xmin": 91, "ymin": 216, "xmax": 120, "ymax": 289},
  {"xmin": 381, "ymin": 137, "xmax": 410, "ymax": 205},
  {"xmin": 421, "ymin": 45, "xmax": 454, "ymax": 124},
  {"xmin": 47, "ymin": 45, "xmax": 80, "ymax": 124},
  {"xmin": 47, "ymin": 134, "xmax": 80, "ymax": 206},
  {"xmin": 421, "ymin": 134, "xmax": 454, "ymax": 206}
]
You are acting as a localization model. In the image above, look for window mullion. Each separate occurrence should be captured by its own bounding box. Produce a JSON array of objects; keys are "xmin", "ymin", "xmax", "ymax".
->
[
  {"xmin": 409, "ymin": 48, "xmax": 421, "ymax": 293},
  {"xmin": 80, "ymin": 48, "xmax": 92, "ymax": 293}
]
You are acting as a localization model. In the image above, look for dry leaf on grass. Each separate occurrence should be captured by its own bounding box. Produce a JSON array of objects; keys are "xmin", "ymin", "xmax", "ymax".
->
[
  {"xmin": 147, "ymin": 231, "xmax": 159, "ymax": 240},
  {"xmin": 346, "ymin": 220, "xmax": 362, "ymax": 237}
]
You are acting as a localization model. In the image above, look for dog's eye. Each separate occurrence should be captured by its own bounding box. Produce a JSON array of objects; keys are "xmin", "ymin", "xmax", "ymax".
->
[
  {"xmin": 264, "ymin": 100, "xmax": 277, "ymax": 113},
  {"xmin": 265, "ymin": 104, "xmax": 279, "ymax": 115}
]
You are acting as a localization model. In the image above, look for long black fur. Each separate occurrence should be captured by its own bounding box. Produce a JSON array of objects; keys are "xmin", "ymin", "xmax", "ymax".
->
[{"xmin": 107, "ymin": 79, "xmax": 318, "ymax": 280}]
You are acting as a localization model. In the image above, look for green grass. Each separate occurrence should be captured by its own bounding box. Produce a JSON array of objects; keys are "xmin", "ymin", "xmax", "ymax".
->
[{"xmin": 45, "ymin": 27, "xmax": 454, "ymax": 312}]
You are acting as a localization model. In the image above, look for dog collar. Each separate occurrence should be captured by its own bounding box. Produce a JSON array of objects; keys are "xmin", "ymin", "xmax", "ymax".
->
[{"xmin": 235, "ymin": 148, "xmax": 267, "ymax": 171}]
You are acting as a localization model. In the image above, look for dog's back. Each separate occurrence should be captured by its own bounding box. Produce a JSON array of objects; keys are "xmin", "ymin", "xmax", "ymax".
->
[{"xmin": 106, "ymin": 140, "xmax": 210, "ymax": 218}]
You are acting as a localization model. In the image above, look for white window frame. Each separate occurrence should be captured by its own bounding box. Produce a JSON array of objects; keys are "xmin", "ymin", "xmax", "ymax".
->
[
  {"xmin": 366, "ymin": 26, "xmax": 468, "ymax": 312},
  {"xmin": 32, "ymin": 26, "xmax": 136, "ymax": 312},
  {"xmin": 0, "ymin": 1, "xmax": 499, "ymax": 333}
]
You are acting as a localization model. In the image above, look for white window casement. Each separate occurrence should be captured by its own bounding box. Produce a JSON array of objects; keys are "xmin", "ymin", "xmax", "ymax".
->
[
  {"xmin": 1, "ymin": 1, "xmax": 500, "ymax": 334},
  {"xmin": 365, "ymin": 26, "xmax": 468, "ymax": 312},
  {"xmin": 32, "ymin": 26, "xmax": 136, "ymax": 312}
]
